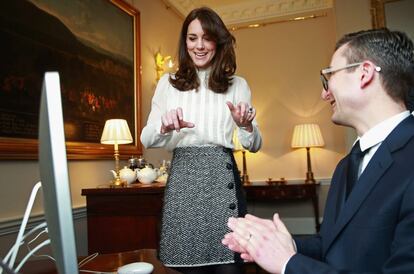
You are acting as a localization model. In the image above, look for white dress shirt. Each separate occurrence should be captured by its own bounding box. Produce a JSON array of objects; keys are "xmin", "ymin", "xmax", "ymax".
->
[
  {"xmin": 140, "ymin": 70, "xmax": 262, "ymax": 152},
  {"xmin": 357, "ymin": 110, "xmax": 410, "ymax": 176}
]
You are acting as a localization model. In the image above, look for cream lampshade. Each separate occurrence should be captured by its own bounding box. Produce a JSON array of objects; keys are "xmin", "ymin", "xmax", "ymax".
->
[
  {"xmin": 101, "ymin": 119, "xmax": 133, "ymax": 187},
  {"xmin": 233, "ymin": 129, "xmax": 249, "ymax": 185},
  {"xmin": 291, "ymin": 124, "xmax": 324, "ymax": 183}
]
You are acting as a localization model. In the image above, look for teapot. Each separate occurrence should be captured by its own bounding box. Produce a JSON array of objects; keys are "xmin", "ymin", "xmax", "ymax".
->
[
  {"xmin": 111, "ymin": 166, "xmax": 136, "ymax": 185},
  {"xmin": 136, "ymin": 165, "xmax": 159, "ymax": 184}
]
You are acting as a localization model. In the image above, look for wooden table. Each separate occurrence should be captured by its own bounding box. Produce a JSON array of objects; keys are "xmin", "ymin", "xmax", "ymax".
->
[
  {"xmin": 82, "ymin": 182, "xmax": 320, "ymax": 254},
  {"xmin": 20, "ymin": 249, "xmax": 180, "ymax": 274}
]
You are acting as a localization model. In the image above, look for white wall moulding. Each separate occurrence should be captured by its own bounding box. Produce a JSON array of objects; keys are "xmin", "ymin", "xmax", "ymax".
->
[
  {"xmin": 163, "ymin": 0, "xmax": 333, "ymax": 25},
  {"xmin": 163, "ymin": 0, "xmax": 198, "ymax": 19},
  {"xmin": 228, "ymin": 13, "xmax": 327, "ymax": 31},
  {"xmin": 0, "ymin": 207, "xmax": 86, "ymax": 236}
]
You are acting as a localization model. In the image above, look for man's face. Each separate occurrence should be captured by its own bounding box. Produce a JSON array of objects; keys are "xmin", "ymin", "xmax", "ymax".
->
[{"xmin": 321, "ymin": 45, "xmax": 361, "ymax": 127}]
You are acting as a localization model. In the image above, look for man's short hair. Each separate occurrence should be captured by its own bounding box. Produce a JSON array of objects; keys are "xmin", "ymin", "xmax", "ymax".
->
[{"xmin": 336, "ymin": 28, "xmax": 414, "ymax": 109}]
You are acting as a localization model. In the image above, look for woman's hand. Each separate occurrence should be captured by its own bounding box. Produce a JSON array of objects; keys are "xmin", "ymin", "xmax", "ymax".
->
[
  {"xmin": 160, "ymin": 107, "xmax": 195, "ymax": 134},
  {"xmin": 222, "ymin": 232, "xmax": 254, "ymax": 262},
  {"xmin": 226, "ymin": 101, "xmax": 256, "ymax": 132}
]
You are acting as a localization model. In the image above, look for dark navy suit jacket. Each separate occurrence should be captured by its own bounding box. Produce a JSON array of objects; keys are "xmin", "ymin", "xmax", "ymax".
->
[{"xmin": 286, "ymin": 115, "xmax": 414, "ymax": 274}]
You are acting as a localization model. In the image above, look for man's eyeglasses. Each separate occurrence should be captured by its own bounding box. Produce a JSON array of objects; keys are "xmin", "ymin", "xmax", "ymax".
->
[
  {"xmin": 320, "ymin": 62, "xmax": 362, "ymax": 91},
  {"xmin": 320, "ymin": 62, "xmax": 382, "ymax": 91}
]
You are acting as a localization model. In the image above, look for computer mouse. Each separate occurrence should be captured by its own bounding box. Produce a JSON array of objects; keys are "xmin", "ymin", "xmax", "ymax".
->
[{"xmin": 117, "ymin": 262, "xmax": 154, "ymax": 274}]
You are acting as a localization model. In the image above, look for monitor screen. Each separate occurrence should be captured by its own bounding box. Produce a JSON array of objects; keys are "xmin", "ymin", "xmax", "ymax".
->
[{"xmin": 39, "ymin": 72, "xmax": 79, "ymax": 273}]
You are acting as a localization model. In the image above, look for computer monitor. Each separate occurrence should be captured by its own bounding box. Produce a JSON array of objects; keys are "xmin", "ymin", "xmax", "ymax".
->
[{"xmin": 39, "ymin": 72, "xmax": 79, "ymax": 273}]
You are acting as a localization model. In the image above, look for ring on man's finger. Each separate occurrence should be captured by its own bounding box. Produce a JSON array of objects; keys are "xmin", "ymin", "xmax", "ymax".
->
[
  {"xmin": 247, "ymin": 233, "xmax": 252, "ymax": 242},
  {"xmin": 248, "ymin": 107, "xmax": 253, "ymax": 114}
]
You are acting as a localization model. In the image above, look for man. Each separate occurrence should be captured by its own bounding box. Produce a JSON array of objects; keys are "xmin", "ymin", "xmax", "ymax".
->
[{"xmin": 222, "ymin": 28, "xmax": 414, "ymax": 273}]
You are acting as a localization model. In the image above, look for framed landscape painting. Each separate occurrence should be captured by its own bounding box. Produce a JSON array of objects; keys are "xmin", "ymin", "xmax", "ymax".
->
[{"xmin": 0, "ymin": 0, "xmax": 141, "ymax": 159}]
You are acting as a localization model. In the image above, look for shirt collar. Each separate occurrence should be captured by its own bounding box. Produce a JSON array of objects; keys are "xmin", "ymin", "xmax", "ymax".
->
[
  {"xmin": 358, "ymin": 111, "xmax": 411, "ymax": 152},
  {"xmin": 197, "ymin": 67, "xmax": 211, "ymax": 76},
  {"xmin": 197, "ymin": 67, "xmax": 211, "ymax": 86}
]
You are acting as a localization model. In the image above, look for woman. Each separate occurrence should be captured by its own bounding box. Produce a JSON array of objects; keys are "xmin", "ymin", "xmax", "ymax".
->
[{"xmin": 140, "ymin": 7, "xmax": 262, "ymax": 274}]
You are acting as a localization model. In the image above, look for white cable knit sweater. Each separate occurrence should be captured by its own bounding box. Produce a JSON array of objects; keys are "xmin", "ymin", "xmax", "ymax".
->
[{"xmin": 140, "ymin": 69, "xmax": 262, "ymax": 152}]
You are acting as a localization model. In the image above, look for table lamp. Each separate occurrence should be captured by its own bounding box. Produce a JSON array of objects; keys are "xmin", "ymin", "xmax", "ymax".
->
[
  {"xmin": 233, "ymin": 129, "xmax": 249, "ymax": 185},
  {"xmin": 101, "ymin": 119, "xmax": 133, "ymax": 187},
  {"xmin": 291, "ymin": 123, "xmax": 324, "ymax": 183}
]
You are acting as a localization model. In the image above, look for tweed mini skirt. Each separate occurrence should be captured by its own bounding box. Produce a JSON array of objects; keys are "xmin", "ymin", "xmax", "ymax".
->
[{"xmin": 159, "ymin": 146, "xmax": 246, "ymax": 267}]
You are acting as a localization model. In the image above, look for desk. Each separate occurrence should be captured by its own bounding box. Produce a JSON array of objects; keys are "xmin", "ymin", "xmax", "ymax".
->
[
  {"xmin": 82, "ymin": 182, "xmax": 320, "ymax": 254},
  {"xmin": 20, "ymin": 249, "xmax": 180, "ymax": 274}
]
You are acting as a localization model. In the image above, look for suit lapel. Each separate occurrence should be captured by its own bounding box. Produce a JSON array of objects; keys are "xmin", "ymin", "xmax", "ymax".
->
[
  {"xmin": 323, "ymin": 147, "xmax": 393, "ymax": 253},
  {"xmin": 334, "ymin": 160, "xmax": 348, "ymax": 222},
  {"xmin": 321, "ymin": 159, "xmax": 347, "ymax": 238},
  {"xmin": 323, "ymin": 115, "xmax": 414, "ymax": 255}
]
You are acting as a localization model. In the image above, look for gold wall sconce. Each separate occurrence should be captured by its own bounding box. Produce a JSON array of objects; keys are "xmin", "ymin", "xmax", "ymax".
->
[
  {"xmin": 155, "ymin": 51, "xmax": 174, "ymax": 81},
  {"xmin": 291, "ymin": 123, "xmax": 325, "ymax": 183}
]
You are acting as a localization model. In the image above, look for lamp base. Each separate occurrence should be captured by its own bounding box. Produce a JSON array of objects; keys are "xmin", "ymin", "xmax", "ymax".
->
[
  {"xmin": 110, "ymin": 177, "xmax": 127, "ymax": 188},
  {"xmin": 305, "ymin": 171, "xmax": 315, "ymax": 184},
  {"xmin": 304, "ymin": 147, "xmax": 316, "ymax": 184},
  {"xmin": 240, "ymin": 150, "xmax": 250, "ymax": 185},
  {"xmin": 241, "ymin": 174, "xmax": 250, "ymax": 185}
]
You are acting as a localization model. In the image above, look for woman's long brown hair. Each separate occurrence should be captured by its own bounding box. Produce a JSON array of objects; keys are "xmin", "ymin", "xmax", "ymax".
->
[{"xmin": 169, "ymin": 7, "xmax": 236, "ymax": 93}]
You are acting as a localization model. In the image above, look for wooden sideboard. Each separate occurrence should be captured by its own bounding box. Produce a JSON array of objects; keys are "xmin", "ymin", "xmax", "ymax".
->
[
  {"xmin": 82, "ymin": 182, "xmax": 320, "ymax": 254},
  {"xmin": 244, "ymin": 183, "xmax": 320, "ymax": 232},
  {"xmin": 81, "ymin": 184, "xmax": 165, "ymax": 254}
]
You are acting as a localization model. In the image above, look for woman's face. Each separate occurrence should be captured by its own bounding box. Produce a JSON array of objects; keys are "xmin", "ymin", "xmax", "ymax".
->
[{"xmin": 186, "ymin": 19, "xmax": 216, "ymax": 69}]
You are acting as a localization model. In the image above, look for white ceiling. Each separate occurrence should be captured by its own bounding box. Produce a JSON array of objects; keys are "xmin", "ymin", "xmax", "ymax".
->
[{"xmin": 163, "ymin": 0, "xmax": 333, "ymax": 26}]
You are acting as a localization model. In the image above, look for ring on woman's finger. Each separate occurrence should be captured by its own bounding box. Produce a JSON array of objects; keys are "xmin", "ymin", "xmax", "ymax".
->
[
  {"xmin": 248, "ymin": 107, "xmax": 254, "ymax": 114},
  {"xmin": 247, "ymin": 233, "xmax": 252, "ymax": 242}
]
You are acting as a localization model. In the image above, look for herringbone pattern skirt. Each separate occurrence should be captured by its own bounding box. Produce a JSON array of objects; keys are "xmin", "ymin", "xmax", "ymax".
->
[{"xmin": 159, "ymin": 146, "xmax": 246, "ymax": 267}]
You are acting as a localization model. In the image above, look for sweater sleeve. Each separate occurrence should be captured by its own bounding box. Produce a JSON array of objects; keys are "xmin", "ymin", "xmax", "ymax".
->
[
  {"xmin": 140, "ymin": 74, "xmax": 173, "ymax": 148},
  {"xmin": 235, "ymin": 77, "xmax": 262, "ymax": 152}
]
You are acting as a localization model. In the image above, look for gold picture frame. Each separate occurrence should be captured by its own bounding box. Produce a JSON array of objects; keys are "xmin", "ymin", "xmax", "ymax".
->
[
  {"xmin": 371, "ymin": 0, "xmax": 404, "ymax": 28},
  {"xmin": 0, "ymin": 0, "xmax": 141, "ymax": 159}
]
